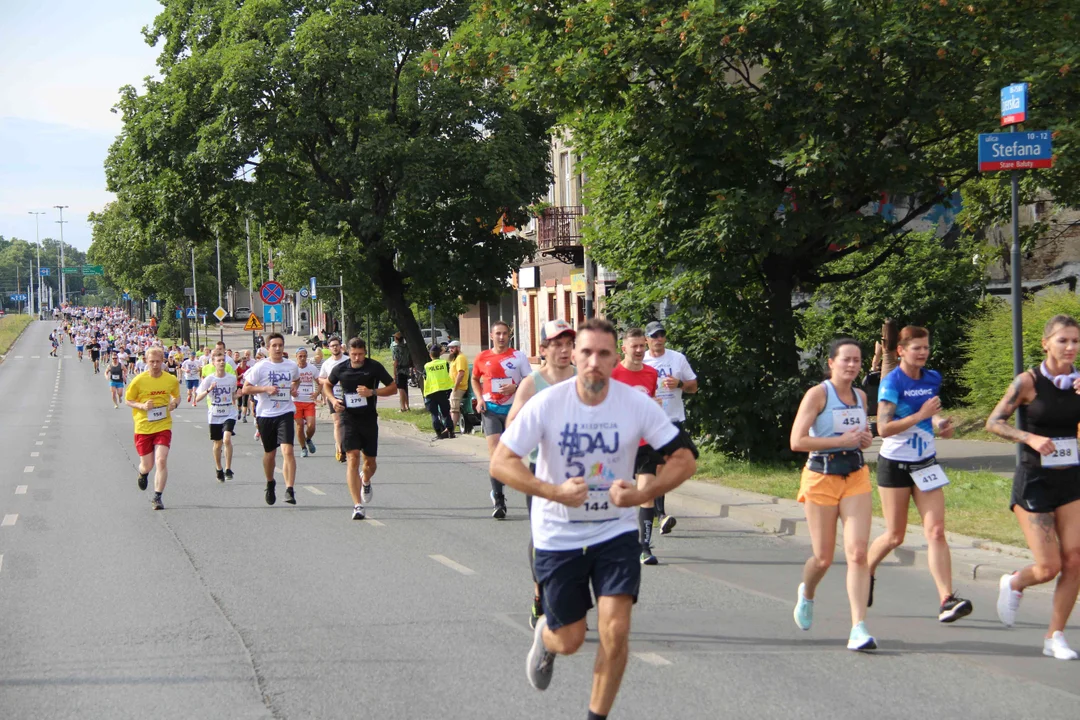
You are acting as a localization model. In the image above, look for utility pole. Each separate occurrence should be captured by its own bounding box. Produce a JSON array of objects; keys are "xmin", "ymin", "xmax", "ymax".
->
[
  {"xmin": 216, "ymin": 228, "xmax": 224, "ymax": 342},
  {"xmin": 245, "ymin": 216, "xmax": 256, "ymax": 354},
  {"xmin": 29, "ymin": 211, "xmax": 44, "ymax": 316},
  {"xmin": 54, "ymin": 205, "xmax": 68, "ymax": 305},
  {"xmin": 339, "ymin": 272, "xmax": 345, "ymax": 339},
  {"xmin": 191, "ymin": 246, "xmax": 200, "ymax": 350}
]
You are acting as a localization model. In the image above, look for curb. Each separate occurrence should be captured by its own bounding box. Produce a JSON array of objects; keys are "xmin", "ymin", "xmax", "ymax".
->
[
  {"xmin": 0, "ymin": 317, "xmax": 36, "ymax": 365},
  {"xmin": 375, "ymin": 416, "xmax": 1041, "ymax": 594}
]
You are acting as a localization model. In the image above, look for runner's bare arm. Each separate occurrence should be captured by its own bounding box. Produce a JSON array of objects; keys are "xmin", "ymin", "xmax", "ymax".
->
[
  {"xmin": 985, "ymin": 373, "xmax": 1051, "ymax": 450},
  {"xmin": 490, "ymin": 442, "xmax": 587, "ymax": 506},
  {"xmin": 790, "ymin": 384, "xmax": 861, "ymax": 452},
  {"xmin": 875, "ymin": 399, "xmax": 936, "ymax": 437},
  {"xmin": 506, "ymin": 375, "xmax": 537, "ymax": 426},
  {"xmin": 373, "ymin": 381, "xmax": 398, "ymax": 398},
  {"xmin": 471, "ymin": 374, "xmax": 486, "ymax": 413}
]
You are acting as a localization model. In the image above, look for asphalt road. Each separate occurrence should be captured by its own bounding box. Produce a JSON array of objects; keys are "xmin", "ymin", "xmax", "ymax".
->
[{"xmin": 1, "ymin": 321, "xmax": 1078, "ymax": 720}]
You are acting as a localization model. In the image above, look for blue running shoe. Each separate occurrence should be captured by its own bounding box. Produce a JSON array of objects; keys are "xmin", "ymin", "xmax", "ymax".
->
[
  {"xmin": 794, "ymin": 583, "xmax": 813, "ymax": 631},
  {"xmin": 847, "ymin": 622, "xmax": 877, "ymax": 652}
]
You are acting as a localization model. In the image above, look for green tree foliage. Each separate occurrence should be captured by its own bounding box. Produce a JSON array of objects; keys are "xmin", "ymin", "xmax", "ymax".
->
[
  {"xmin": 0, "ymin": 235, "xmax": 88, "ymax": 310},
  {"xmin": 800, "ymin": 232, "xmax": 988, "ymax": 406},
  {"xmin": 453, "ymin": 0, "xmax": 1080, "ymax": 458},
  {"xmin": 962, "ymin": 290, "xmax": 1080, "ymax": 411},
  {"xmin": 106, "ymin": 0, "xmax": 553, "ymax": 369}
]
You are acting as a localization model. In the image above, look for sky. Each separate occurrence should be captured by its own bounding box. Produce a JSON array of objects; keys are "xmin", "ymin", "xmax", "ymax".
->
[{"xmin": 0, "ymin": 0, "xmax": 162, "ymax": 251}]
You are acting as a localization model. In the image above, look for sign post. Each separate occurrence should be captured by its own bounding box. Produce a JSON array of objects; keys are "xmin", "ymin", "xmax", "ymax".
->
[
  {"xmin": 981, "ymin": 82, "xmax": 1052, "ymax": 462},
  {"xmin": 260, "ymin": 280, "xmax": 284, "ymax": 334}
]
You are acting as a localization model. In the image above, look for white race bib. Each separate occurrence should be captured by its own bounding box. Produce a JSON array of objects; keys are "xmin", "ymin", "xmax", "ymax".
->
[
  {"xmin": 333, "ymin": 385, "xmax": 344, "ymax": 399},
  {"xmin": 832, "ymin": 408, "xmax": 866, "ymax": 434},
  {"xmin": 491, "ymin": 378, "xmax": 513, "ymax": 393},
  {"xmin": 211, "ymin": 403, "xmax": 232, "ymax": 417},
  {"xmin": 566, "ymin": 488, "xmax": 620, "ymax": 523},
  {"xmin": 272, "ymin": 386, "xmax": 291, "ymax": 402},
  {"xmin": 147, "ymin": 405, "xmax": 168, "ymax": 422},
  {"xmin": 345, "ymin": 392, "xmax": 367, "ymax": 409},
  {"xmin": 1042, "ymin": 437, "xmax": 1080, "ymax": 468},
  {"xmin": 911, "ymin": 464, "xmax": 949, "ymax": 492},
  {"xmin": 298, "ymin": 382, "xmax": 315, "ymax": 399}
]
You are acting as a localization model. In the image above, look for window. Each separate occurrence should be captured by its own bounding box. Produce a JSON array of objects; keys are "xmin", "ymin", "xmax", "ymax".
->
[
  {"xmin": 564, "ymin": 290, "xmax": 572, "ymax": 324},
  {"xmin": 548, "ymin": 292, "xmax": 557, "ymax": 323},
  {"xmin": 528, "ymin": 294, "xmax": 538, "ymax": 358},
  {"xmin": 559, "ymin": 152, "xmax": 571, "ymax": 206}
]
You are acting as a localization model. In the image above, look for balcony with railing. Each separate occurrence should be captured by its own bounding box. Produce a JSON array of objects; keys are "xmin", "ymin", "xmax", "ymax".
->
[{"xmin": 536, "ymin": 205, "xmax": 585, "ymax": 265}]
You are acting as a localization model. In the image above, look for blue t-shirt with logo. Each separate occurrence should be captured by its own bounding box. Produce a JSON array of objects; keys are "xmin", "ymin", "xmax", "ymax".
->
[{"xmin": 878, "ymin": 367, "xmax": 941, "ymax": 462}]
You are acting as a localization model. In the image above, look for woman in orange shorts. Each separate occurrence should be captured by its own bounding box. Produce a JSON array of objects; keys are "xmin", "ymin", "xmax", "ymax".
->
[{"xmin": 789, "ymin": 338, "xmax": 877, "ymax": 651}]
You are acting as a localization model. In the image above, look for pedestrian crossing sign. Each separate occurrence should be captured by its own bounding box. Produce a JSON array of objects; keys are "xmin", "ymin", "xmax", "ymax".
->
[
  {"xmin": 244, "ymin": 313, "xmax": 264, "ymax": 331},
  {"xmin": 186, "ymin": 308, "xmax": 197, "ymax": 318}
]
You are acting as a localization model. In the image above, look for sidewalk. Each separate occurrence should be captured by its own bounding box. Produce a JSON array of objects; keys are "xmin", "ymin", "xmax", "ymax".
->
[{"xmin": 374, "ymin": 417, "xmax": 1044, "ymax": 595}]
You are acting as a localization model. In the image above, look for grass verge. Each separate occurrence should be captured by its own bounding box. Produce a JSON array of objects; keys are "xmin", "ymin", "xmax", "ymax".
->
[
  {"xmin": 0, "ymin": 315, "xmax": 34, "ymax": 356},
  {"xmin": 378, "ymin": 410, "xmax": 1025, "ymax": 547},
  {"xmin": 697, "ymin": 450, "xmax": 1023, "ymax": 547},
  {"xmin": 946, "ymin": 405, "xmax": 1007, "ymax": 443}
]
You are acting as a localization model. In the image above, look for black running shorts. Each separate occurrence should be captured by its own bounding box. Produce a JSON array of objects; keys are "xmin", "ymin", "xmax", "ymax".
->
[
  {"xmin": 342, "ymin": 417, "xmax": 379, "ymax": 456},
  {"xmin": 257, "ymin": 413, "xmax": 295, "ymax": 452},
  {"xmin": 209, "ymin": 419, "xmax": 237, "ymax": 441},
  {"xmin": 1011, "ymin": 465, "xmax": 1080, "ymax": 513}
]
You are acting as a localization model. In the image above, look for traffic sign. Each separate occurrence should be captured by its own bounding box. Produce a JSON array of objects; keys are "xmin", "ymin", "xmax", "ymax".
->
[
  {"xmin": 310, "ymin": 277, "xmax": 317, "ymax": 299},
  {"xmin": 175, "ymin": 309, "xmax": 182, "ymax": 319},
  {"xmin": 244, "ymin": 313, "xmax": 264, "ymax": 331},
  {"xmin": 260, "ymin": 280, "xmax": 284, "ymax": 305},
  {"xmin": 9, "ymin": 294, "xmax": 27, "ymax": 301},
  {"xmin": 213, "ymin": 306, "xmax": 227, "ymax": 322},
  {"xmin": 82, "ymin": 265, "xmax": 104, "ymax": 276},
  {"xmin": 979, "ymin": 131, "xmax": 1053, "ymax": 172},
  {"xmin": 263, "ymin": 304, "xmax": 281, "ymax": 324},
  {"xmin": 62, "ymin": 267, "xmax": 79, "ymax": 275},
  {"xmin": 39, "ymin": 267, "xmax": 50, "ymax": 277},
  {"xmin": 299, "ymin": 287, "xmax": 309, "ymax": 298},
  {"xmin": 122, "ymin": 292, "xmax": 131, "ymax": 300},
  {"xmin": 1001, "ymin": 83, "xmax": 1028, "ymax": 126},
  {"xmin": 186, "ymin": 307, "xmax": 197, "ymax": 319}
]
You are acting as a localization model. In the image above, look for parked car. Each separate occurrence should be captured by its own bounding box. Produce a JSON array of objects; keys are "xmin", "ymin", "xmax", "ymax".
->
[
  {"xmin": 421, "ymin": 328, "xmax": 450, "ymax": 347},
  {"xmin": 234, "ymin": 306, "xmax": 251, "ymax": 321}
]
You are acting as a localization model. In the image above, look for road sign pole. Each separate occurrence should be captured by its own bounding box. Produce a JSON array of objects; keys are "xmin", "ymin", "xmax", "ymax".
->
[
  {"xmin": 1010, "ymin": 126, "xmax": 1024, "ymax": 463},
  {"xmin": 216, "ymin": 229, "xmax": 224, "ymax": 343}
]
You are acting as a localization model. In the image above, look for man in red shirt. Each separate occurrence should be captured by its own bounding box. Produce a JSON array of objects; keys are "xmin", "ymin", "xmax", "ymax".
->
[
  {"xmin": 612, "ymin": 327, "xmax": 664, "ymax": 565},
  {"xmin": 471, "ymin": 320, "xmax": 531, "ymax": 519}
]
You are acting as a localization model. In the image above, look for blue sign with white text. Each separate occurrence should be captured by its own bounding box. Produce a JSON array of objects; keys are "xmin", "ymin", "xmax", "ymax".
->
[
  {"xmin": 186, "ymin": 307, "xmax": 197, "ymax": 318},
  {"xmin": 979, "ymin": 131, "xmax": 1053, "ymax": 172},
  {"xmin": 1000, "ymin": 83, "xmax": 1028, "ymax": 126},
  {"xmin": 39, "ymin": 267, "xmax": 50, "ymax": 276}
]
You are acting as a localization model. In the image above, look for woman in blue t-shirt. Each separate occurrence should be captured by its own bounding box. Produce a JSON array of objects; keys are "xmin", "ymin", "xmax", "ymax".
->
[{"xmin": 867, "ymin": 326, "xmax": 974, "ymax": 624}]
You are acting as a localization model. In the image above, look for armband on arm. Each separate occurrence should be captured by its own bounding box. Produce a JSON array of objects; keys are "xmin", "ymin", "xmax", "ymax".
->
[{"xmin": 656, "ymin": 428, "xmax": 699, "ymax": 461}]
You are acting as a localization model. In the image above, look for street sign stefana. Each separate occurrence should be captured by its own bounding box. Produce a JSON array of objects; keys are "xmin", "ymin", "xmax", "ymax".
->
[{"xmin": 978, "ymin": 131, "xmax": 1053, "ymax": 172}]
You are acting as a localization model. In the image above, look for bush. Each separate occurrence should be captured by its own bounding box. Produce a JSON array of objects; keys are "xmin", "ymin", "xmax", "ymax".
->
[{"xmin": 961, "ymin": 289, "xmax": 1080, "ymax": 411}]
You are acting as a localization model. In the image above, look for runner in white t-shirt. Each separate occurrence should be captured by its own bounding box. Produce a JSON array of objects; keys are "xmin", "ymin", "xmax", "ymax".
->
[
  {"xmin": 317, "ymin": 337, "xmax": 349, "ymax": 463},
  {"xmin": 491, "ymin": 319, "xmax": 698, "ymax": 712},
  {"xmin": 195, "ymin": 350, "xmax": 239, "ymax": 482},
  {"xmin": 241, "ymin": 333, "xmax": 301, "ymax": 506},
  {"xmin": 642, "ymin": 321, "xmax": 699, "ymax": 536},
  {"xmin": 182, "ymin": 356, "xmax": 202, "ymax": 406}
]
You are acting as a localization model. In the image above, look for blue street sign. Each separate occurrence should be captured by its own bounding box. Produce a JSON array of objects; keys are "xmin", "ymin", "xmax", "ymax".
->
[
  {"xmin": 9, "ymin": 294, "xmax": 27, "ymax": 301},
  {"xmin": 263, "ymin": 304, "xmax": 281, "ymax": 324},
  {"xmin": 39, "ymin": 267, "xmax": 50, "ymax": 277},
  {"xmin": 979, "ymin": 131, "xmax": 1053, "ymax": 172},
  {"xmin": 260, "ymin": 280, "xmax": 284, "ymax": 305},
  {"xmin": 186, "ymin": 307, "xmax": 197, "ymax": 318},
  {"xmin": 1000, "ymin": 83, "xmax": 1028, "ymax": 126},
  {"xmin": 310, "ymin": 277, "xmax": 317, "ymax": 300},
  {"xmin": 122, "ymin": 292, "xmax": 131, "ymax": 300},
  {"xmin": 175, "ymin": 309, "xmax": 182, "ymax": 319},
  {"xmin": 299, "ymin": 287, "xmax": 309, "ymax": 298}
]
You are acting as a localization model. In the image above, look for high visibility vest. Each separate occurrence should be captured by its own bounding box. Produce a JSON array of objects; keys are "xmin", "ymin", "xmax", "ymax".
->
[{"xmin": 423, "ymin": 358, "xmax": 454, "ymax": 396}]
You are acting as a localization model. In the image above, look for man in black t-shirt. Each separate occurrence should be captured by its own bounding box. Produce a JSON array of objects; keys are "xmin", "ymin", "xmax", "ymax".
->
[{"xmin": 323, "ymin": 337, "xmax": 397, "ymax": 520}]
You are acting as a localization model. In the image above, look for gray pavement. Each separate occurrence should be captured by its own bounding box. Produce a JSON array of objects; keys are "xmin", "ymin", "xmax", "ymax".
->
[{"xmin": 1, "ymin": 320, "xmax": 1079, "ymax": 719}]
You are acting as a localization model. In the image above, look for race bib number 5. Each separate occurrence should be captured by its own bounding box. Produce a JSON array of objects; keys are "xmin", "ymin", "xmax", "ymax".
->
[{"xmin": 1042, "ymin": 438, "xmax": 1080, "ymax": 468}]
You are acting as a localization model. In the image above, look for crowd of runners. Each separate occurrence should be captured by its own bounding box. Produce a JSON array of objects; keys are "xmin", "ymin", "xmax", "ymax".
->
[{"xmin": 43, "ymin": 305, "xmax": 1080, "ymax": 718}]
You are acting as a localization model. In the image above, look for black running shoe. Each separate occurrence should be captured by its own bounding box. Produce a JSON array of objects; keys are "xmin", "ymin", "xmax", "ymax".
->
[
  {"xmin": 491, "ymin": 491, "xmax": 507, "ymax": 520},
  {"xmin": 224, "ymin": 468, "xmax": 234, "ymax": 480},
  {"xmin": 265, "ymin": 480, "xmax": 277, "ymax": 506},
  {"xmin": 138, "ymin": 473, "xmax": 148, "ymax": 491},
  {"xmin": 216, "ymin": 469, "xmax": 226, "ymax": 483},
  {"xmin": 939, "ymin": 594, "xmax": 974, "ymax": 623},
  {"xmin": 284, "ymin": 486, "xmax": 296, "ymax": 505},
  {"xmin": 151, "ymin": 495, "xmax": 164, "ymax": 510},
  {"xmin": 659, "ymin": 515, "xmax": 677, "ymax": 535},
  {"xmin": 868, "ymin": 575, "xmax": 875, "ymax": 608}
]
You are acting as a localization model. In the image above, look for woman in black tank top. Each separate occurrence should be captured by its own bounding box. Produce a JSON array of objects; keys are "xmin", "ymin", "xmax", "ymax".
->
[{"xmin": 986, "ymin": 314, "xmax": 1080, "ymax": 660}]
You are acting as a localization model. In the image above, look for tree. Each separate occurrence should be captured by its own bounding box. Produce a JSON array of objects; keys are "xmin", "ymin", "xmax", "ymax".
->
[
  {"xmin": 453, "ymin": 0, "xmax": 1080, "ymax": 457},
  {"xmin": 107, "ymin": 0, "xmax": 552, "ymax": 369}
]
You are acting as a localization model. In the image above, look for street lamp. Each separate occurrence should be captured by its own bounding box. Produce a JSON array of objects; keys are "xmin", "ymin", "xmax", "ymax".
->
[
  {"xmin": 28, "ymin": 211, "xmax": 45, "ymax": 315},
  {"xmin": 54, "ymin": 205, "xmax": 69, "ymax": 305}
]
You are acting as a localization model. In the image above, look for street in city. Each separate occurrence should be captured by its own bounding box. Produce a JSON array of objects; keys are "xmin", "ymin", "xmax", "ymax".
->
[{"xmin": 1, "ymin": 321, "xmax": 1077, "ymax": 719}]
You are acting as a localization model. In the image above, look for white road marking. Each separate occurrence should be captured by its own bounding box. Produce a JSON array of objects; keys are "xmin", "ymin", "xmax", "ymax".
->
[
  {"xmin": 366, "ymin": 519, "xmax": 386, "ymax": 527},
  {"xmin": 14, "ymin": 355, "xmax": 23, "ymax": 359},
  {"xmin": 493, "ymin": 612, "xmax": 534, "ymax": 637},
  {"xmin": 303, "ymin": 486, "xmax": 326, "ymax": 495},
  {"xmin": 15, "ymin": 486, "xmax": 28, "ymax": 495},
  {"xmin": 30, "ymin": 452, "xmax": 39, "ymax": 458},
  {"xmin": 35, "ymin": 441, "xmax": 43, "ymax": 446},
  {"xmin": 429, "ymin": 554, "xmax": 475, "ymax": 575},
  {"xmin": 0, "ymin": 554, "xmax": 3, "ymax": 573},
  {"xmin": 633, "ymin": 652, "xmax": 672, "ymax": 667},
  {"xmin": 1, "ymin": 515, "xmax": 17, "ymax": 527},
  {"xmin": 31, "ymin": 355, "xmax": 40, "ymax": 359},
  {"xmin": 194, "ymin": 425, "xmax": 201, "ymax": 429},
  {"xmin": 23, "ymin": 466, "xmax": 33, "ymax": 473},
  {"xmin": 38, "ymin": 433, "xmax": 46, "ymax": 437}
]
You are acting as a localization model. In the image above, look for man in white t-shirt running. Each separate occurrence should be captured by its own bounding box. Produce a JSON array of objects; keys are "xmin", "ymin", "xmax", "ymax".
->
[
  {"xmin": 242, "ymin": 333, "xmax": 301, "ymax": 506},
  {"xmin": 317, "ymin": 337, "xmax": 349, "ymax": 463},
  {"xmin": 491, "ymin": 318, "xmax": 698, "ymax": 716},
  {"xmin": 642, "ymin": 321, "xmax": 699, "ymax": 537},
  {"xmin": 195, "ymin": 350, "xmax": 239, "ymax": 482}
]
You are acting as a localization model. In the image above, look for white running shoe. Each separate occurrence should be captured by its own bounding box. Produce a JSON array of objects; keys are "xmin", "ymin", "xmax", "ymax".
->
[
  {"xmin": 1043, "ymin": 632, "xmax": 1079, "ymax": 660},
  {"xmin": 996, "ymin": 573, "xmax": 1022, "ymax": 627},
  {"xmin": 352, "ymin": 504, "xmax": 366, "ymax": 521},
  {"xmin": 361, "ymin": 475, "xmax": 372, "ymax": 504}
]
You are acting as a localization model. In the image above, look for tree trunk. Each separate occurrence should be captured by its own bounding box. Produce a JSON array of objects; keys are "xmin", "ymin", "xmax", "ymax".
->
[
  {"xmin": 761, "ymin": 253, "xmax": 800, "ymax": 378},
  {"xmin": 374, "ymin": 256, "xmax": 430, "ymax": 372}
]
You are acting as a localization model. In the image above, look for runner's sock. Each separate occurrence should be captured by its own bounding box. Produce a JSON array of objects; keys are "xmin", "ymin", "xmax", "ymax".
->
[
  {"xmin": 489, "ymin": 476, "xmax": 505, "ymax": 496},
  {"xmin": 655, "ymin": 494, "xmax": 666, "ymax": 517},
  {"xmin": 153, "ymin": 491, "xmax": 162, "ymax": 501},
  {"xmin": 587, "ymin": 712, "xmax": 607, "ymax": 720},
  {"xmin": 638, "ymin": 507, "xmax": 656, "ymax": 547}
]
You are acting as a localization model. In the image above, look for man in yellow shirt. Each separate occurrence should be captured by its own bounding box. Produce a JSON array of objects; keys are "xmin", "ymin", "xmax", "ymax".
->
[
  {"xmin": 424, "ymin": 344, "xmax": 455, "ymax": 440},
  {"xmin": 447, "ymin": 340, "xmax": 469, "ymax": 432},
  {"xmin": 124, "ymin": 346, "xmax": 181, "ymax": 510}
]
